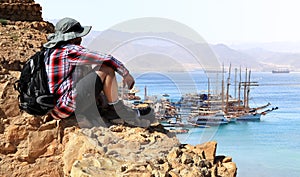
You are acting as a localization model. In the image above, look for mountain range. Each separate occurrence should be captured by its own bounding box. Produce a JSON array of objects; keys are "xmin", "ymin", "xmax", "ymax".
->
[
  {"xmin": 80, "ymin": 30, "xmax": 300, "ymax": 72},
  {"xmin": 46, "ymin": 18, "xmax": 299, "ymax": 72}
]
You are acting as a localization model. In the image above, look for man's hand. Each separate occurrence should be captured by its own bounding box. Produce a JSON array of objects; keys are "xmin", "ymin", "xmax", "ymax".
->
[{"xmin": 123, "ymin": 74, "xmax": 135, "ymax": 90}]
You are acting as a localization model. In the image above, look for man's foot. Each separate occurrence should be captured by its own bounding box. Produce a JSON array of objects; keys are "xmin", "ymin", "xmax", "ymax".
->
[
  {"xmin": 138, "ymin": 107, "xmax": 157, "ymax": 124},
  {"xmin": 101, "ymin": 101, "xmax": 151, "ymax": 128}
]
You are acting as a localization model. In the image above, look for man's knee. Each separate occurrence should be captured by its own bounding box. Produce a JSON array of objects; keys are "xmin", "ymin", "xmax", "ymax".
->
[
  {"xmin": 96, "ymin": 64, "xmax": 115, "ymax": 80},
  {"xmin": 100, "ymin": 64, "xmax": 115, "ymax": 74}
]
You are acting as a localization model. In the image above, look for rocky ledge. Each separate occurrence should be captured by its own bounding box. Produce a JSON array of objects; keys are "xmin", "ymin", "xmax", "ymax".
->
[{"xmin": 0, "ymin": 113, "xmax": 237, "ymax": 177}]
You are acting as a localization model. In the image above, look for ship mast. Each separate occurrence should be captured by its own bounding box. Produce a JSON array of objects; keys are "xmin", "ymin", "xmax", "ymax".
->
[
  {"xmin": 243, "ymin": 68, "xmax": 248, "ymax": 110},
  {"xmin": 238, "ymin": 66, "xmax": 242, "ymax": 108},
  {"xmin": 225, "ymin": 63, "xmax": 231, "ymax": 114},
  {"xmin": 221, "ymin": 64, "xmax": 225, "ymax": 112},
  {"xmin": 246, "ymin": 70, "xmax": 251, "ymax": 109}
]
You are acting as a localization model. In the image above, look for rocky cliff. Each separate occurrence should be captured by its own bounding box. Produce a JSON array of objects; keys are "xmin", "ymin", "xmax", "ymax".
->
[
  {"xmin": 0, "ymin": 1, "xmax": 237, "ymax": 177},
  {"xmin": 0, "ymin": 115, "xmax": 237, "ymax": 177},
  {"xmin": 0, "ymin": 0, "xmax": 43, "ymax": 21}
]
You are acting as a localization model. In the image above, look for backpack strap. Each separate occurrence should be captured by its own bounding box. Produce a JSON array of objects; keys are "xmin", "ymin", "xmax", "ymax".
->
[{"xmin": 44, "ymin": 48, "xmax": 52, "ymax": 65}]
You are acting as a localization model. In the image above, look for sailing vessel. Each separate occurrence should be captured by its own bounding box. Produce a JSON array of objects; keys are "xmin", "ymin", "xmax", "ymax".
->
[
  {"xmin": 225, "ymin": 67, "xmax": 276, "ymax": 121},
  {"xmin": 186, "ymin": 76, "xmax": 231, "ymax": 126},
  {"xmin": 183, "ymin": 65, "xmax": 277, "ymax": 123}
]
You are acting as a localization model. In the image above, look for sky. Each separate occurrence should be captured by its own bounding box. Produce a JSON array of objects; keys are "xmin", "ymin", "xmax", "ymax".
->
[{"xmin": 36, "ymin": 0, "xmax": 300, "ymax": 45}]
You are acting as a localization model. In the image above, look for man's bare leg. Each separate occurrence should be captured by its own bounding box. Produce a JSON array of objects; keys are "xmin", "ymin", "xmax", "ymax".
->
[
  {"xmin": 96, "ymin": 65, "xmax": 119, "ymax": 104},
  {"xmin": 95, "ymin": 65, "xmax": 150, "ymax": 127}
]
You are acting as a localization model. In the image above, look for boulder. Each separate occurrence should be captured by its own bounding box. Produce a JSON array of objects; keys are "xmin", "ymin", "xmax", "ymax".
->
[{"xmin": 195, "ymin": 141, "xmax": 217, "ymax": 163}]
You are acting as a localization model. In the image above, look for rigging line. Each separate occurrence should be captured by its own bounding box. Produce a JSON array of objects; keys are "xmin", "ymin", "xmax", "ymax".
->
[
  {"xmin": 249, "ymin": 88, "xmax": 273, "ymax": 106},
  {"xmin": 226, "ymin": 82, "xmax": 300, "ymax": 86},
  {"xmin": 258, "ymin": 83, "xmax": 300, "ymax": 86}
]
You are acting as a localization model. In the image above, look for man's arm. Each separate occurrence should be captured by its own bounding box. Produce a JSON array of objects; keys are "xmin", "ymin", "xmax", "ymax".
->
[{"xmin": 67, "ymin": 45, "xmax": 130, "ymax": 78}]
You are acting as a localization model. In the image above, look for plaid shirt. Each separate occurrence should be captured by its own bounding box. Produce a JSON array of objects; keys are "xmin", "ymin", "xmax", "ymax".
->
[{"xmin": 45, "ymin": 44, "xmax": 129, "ymax": 119}]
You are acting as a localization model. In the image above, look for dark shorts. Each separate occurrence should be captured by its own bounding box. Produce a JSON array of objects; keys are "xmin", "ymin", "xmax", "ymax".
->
[{"xmin": 75, "ymin": 71, "xmax": 103, "ymax": 113}]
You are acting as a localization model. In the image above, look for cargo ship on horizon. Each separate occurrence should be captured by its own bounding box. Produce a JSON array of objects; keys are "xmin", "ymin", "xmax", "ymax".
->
[{"xmin": 272, "ymin": 68, "xmax": 290, "ymax": 73}]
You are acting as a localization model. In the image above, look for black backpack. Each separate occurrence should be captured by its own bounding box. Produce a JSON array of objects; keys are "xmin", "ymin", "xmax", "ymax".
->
[{"xmin": 15, "ymin": 48, "xmax": 72, "ymax": 116}]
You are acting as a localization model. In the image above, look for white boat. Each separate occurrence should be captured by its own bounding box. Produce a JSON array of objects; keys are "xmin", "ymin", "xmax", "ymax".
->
[
  {"xmin": 195, "ymin": 117, "xmax": 229, "ymax": 126},
  {"xmin": 189, "ymin": 111, "xmax": 229, "ymax": 126}
]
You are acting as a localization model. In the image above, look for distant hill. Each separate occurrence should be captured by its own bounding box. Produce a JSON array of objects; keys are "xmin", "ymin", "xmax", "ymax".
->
[
  {"xmin": 230, "ymin": 42, "xmax": 300, "ymax": 53},
  {"xmin": 210, "ymin": 44, "xmax": 263, "ymax": 70},
  {"xmin": 238, "ymin": 48, "xmax": 300, "ymax": 71},
  {"xmin": 210, "ymin": 44, "xmax": 300, "ymax": 72},
  {"xmin": 61, "ymin": 27, "xmax": 300, "ymax": 72}
]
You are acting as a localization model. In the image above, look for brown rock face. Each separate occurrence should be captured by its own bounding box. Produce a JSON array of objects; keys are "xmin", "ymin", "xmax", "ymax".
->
[
  {"xmin": 0, "ymin": 21, "xmax": 54, "ymax": 71},
  {"xmin": 63, "ymin": 125, "xmax": 236, "ymax": 177},
  {"xmin": 0, "ymin": 0, "xmax": 54, "ymax": 72},
  {"xmin": 0, "ymin": 113, "xmax": 237, "ymax": 177},
  {"xmin": 195, "ymin": 141, "xmax": 217, "ymax": 163},
  {"xmin": 0, "ymin": 0, "xmax": 43, "ymax": 21}
]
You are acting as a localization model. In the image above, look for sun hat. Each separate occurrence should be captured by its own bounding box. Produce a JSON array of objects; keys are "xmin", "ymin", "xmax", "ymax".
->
[{"xmin": 43, "ymin": 17, "xmax": 92, "ymax": 48}]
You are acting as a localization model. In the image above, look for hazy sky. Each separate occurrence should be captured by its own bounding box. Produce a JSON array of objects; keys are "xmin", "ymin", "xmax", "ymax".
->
[{"xmin": 36, "ymin": 0, "xmax": 300, "ymax": 44}]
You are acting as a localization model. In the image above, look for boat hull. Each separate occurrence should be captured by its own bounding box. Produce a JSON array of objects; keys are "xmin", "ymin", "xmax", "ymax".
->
[
  {"xmin": 193, "ymin": 116, "xmax": 229, "ymax": 126},
  {"xmin": 272, "ymin": 70, "xmax": 289, "ymax": 73},
  {"xmin": 237, "ymin": 113, "xmax": 261, "ymax": 121},
  {"xmin": 195, "ymin": 119, "xmax": 229, "ymax": 126}
]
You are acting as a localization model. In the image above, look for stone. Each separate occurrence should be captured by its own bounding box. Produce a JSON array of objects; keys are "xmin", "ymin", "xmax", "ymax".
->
[
  {"xmin": 195, "ymin": 141, "xmax": 217, "ymax": 163},
  {"xmin": 223, "ymin": 162, "xmax": 237, "ymax": 177},
  {"xmin": 27, "ymin": 129, "xmax": 58, "ymax": 160},
  {"xmin": 6, "ymin": 124, "xmax": 28, "ymax": 144},
  {"xmin": 189, "ymin": 167, "xmax": 204, "ymax": 177},
  {"xmin": 70, "ymin": 156, "xmax": 123, "ymax": 177},
  {"xmin": 109, "ymin": 125, "xmax": 126, "ymax": 132},
  {"xmin": 215, "ymin": 162, "xmax": 237, "ymax": 177},
  {"xmin": 168, "ymin": 170, "xmax": 180, "ymax": 177},
  {"xmin": 151, "ymin": 169, "xmax": 167, "ymax": 177},
  {"xmin": 223, "ymin": 156, "xmax": 233, "ymax": 163},
  {"xmin": 184, "ymin": 144, "xmax": 195, "ymax": 151},
  {"xmin": 167, "ymin": 147, "xmax": 182, "ymax": 161},
  {"xmin": 0, "ymin": 81, "xmax": 9, "ymax": 98},
  {"xmin": 0, "ymin": 142, "xmax": 16, "ymax": 154},
  {"xmin": 1, "ymin": 99, "xmax": 20, "ymax": 117},
  {"xmin": 63, "ymin": 131, "xmax": 105, "ymax": 175},
  {"xmin": 181, "ymin": 152, "xmax": 193, "ymax": 164},
  {"xmin": 26, "ymin": 115, "xmax": 41, "ymax": 128},
  {"xmin": 0, "ymin": 118, "xmax": 4, "ymax": 133},
  {"xmin": 122, "ymin": 163, "xmax": 148, "ymax": 174},
  {"xmin": 38, "ymin": 119, "xmax": 58, "ymax": 131}
]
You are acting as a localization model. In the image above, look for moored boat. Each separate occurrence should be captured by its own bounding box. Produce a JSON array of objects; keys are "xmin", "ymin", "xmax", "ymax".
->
[
  {"xmin": 188, "ymin": 111, "xmax": 229, "ymax": 126},
  {"xmin": 236, "ymin": 112, "xmax": 261, "ymax": 121},
  {"xmin": 195, "ymin": 117, "xmax": 229, "ymax": 126},
  {"xmin": 168, "ymin": 128, "xmax": 189, "ymax": 134}
]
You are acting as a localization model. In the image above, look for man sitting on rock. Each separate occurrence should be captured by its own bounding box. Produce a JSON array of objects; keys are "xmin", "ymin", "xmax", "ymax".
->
[{"xmin": 43, "ymin": 17, "xmax": 154, "ymax": 128}]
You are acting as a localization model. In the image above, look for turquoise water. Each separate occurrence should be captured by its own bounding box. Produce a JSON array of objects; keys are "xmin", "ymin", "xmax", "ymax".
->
[{"xmin": 133, "ymin": 71, "xmax": 300, "ymax": 177}]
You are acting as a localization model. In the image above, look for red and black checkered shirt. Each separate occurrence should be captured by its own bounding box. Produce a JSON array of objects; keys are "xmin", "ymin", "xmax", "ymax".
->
[{"xmin": 45, "ymin": 44, "xmax": 129, "ymax": 119}]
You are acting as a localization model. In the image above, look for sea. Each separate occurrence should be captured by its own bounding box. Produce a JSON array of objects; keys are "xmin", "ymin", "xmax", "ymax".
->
[{"xmin": 131, "ymin": 71, "xmax": 300, "ymax": 177}]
